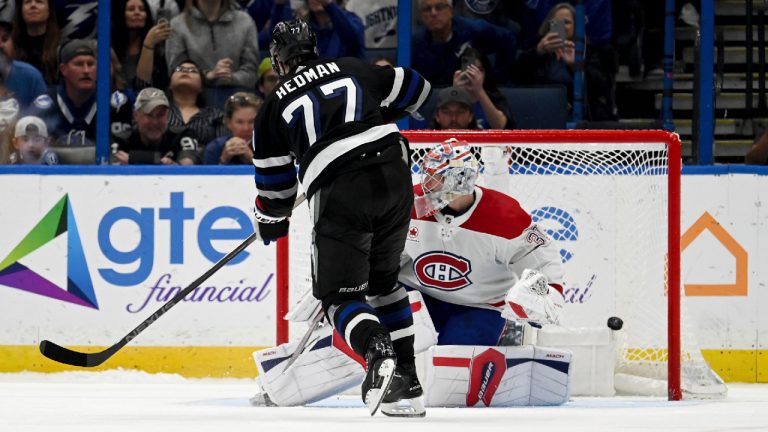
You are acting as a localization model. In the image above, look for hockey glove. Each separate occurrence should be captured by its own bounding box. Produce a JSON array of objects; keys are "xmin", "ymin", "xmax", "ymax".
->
[
  {"xmin": 254, "ymin": 200, "xmax": 289, "ymax": 245},
  {"xmin": 255, "ymin": 219, "xmax": 289, "ymax": 245},
  {"xmin": 501, "ymin": 269, "xmax": 565, "ymax": 326}
]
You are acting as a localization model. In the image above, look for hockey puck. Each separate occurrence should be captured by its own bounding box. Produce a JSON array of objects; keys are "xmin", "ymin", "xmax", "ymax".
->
[{"xmin": 607, "ymin": 316, "xmax": 623, "ymax": 330}]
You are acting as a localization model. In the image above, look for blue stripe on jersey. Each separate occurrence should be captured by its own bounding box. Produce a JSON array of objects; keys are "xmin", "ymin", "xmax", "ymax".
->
[
  {"xmin": 254, "ymin": 168, "xmax": 298, "ymax": 185},
  {"xmin": 377, "ymin": 306, "xmax": 413, "ymax": 326},
  {"xmin": 335, "ymin": 302, "xmax": 376, "ymax": 330},
  {"xmin": 396, "ymin": 72, "xmax": 421, "ymax": 109}
]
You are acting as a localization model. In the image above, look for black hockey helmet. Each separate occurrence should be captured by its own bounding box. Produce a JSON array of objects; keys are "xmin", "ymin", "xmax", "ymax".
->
[{"xmin": 270, "ymin": 19, "xmax": 318, "ymax": 77}]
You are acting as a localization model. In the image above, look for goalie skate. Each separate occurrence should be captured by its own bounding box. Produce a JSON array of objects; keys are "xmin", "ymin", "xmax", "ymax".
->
[
  {"xmin": 380, "ymin": 364, "xmax": 426, "ymax": 418},
  {"xmin": 361, "ymin": 333, "xmax": 397, "ymax": 416}
]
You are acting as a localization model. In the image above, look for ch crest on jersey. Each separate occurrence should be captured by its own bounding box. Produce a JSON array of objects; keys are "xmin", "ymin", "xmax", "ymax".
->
[{"xmin": 413, "ymin": 251, "xmax": 472, "ymax": 291}]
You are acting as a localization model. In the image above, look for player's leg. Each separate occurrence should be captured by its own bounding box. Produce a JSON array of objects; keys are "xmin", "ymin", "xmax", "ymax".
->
[
  {"xmin": 311, "ymin": 169, "xmax": 397, "ymax": 415},
  {"xmin": 366, "ymin": 155, "xmax": 424, "ymax": 417}
]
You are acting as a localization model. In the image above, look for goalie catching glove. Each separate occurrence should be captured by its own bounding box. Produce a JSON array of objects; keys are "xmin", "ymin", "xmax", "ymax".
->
[
  {"xmin": 502, "ymin": 269, "xmax": 565, "ymax": 326},
  {"xmin": 254, "ymin": 198, "xmax": 289, "ymax": 245}
]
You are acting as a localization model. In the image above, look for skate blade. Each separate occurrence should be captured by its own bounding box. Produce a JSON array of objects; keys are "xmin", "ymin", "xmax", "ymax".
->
[
  {"xmin": 365, "ymin": 359, "xmax": 396, "ymax": 416},
  {"xmin": 381, "ymin": 397, "xmax": 426, "ymax": 418}
]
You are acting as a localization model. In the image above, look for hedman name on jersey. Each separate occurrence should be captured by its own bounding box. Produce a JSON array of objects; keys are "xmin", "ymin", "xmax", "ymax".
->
[{"xmin": 274, "ymin": 61, "xmax": 341, "ymax": 100}]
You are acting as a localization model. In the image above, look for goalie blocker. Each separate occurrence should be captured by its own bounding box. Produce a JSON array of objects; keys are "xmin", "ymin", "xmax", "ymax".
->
[{"xmin": 253, "ymin": 292, "xmax": 572, "ymax": 407}]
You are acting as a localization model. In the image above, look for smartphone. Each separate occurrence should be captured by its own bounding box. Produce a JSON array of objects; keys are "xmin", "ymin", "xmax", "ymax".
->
[
  {"xmin": 156, "ymin": 7, "xmax": 171, "ymax": 25},
  {"xmin": 550, "ymin": 19, "xmax": 566, "ymax": 44},
  {"xmin": 459, "ymin": 54, "xmax": 476, "ymax": 84},
  {"xmin": 461, "ymin": 54, "xmax": 477, "ymax": 72}
]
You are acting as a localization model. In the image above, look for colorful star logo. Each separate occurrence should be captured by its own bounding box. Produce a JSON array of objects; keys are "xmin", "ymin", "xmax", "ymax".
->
[{"xmin": 0, "ymin": 195, "xmax": 97, "ymax": 308}]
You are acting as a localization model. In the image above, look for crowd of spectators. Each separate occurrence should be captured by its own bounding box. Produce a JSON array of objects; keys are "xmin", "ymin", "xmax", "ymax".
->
[{"xmin": 0, "ymin": 0, "xmax": 664, "ymax": 165}]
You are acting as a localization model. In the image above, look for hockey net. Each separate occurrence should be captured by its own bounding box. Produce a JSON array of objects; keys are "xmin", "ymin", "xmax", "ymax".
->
[{"xmin": 275, "ymin": 129, "xmax": 726, "ymax": 400}]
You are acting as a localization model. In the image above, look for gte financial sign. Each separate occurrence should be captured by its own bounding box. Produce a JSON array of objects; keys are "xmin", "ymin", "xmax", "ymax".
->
[{"xmin": 1, "ymin": 192, "xmax": 272, "ymax": 313}]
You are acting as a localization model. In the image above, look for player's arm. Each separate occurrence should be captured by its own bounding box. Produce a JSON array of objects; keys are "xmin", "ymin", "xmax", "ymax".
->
[
  {"xmin": 251, "ymin": 108, "xmax": 298, "ymax": 220},
  {"xmin": 377, "ymin": 66, "xmax": 432, "ymax": 123},
  {"xmin": 495, "ymin": 199, "xmax": 566, "ymax": 324}
]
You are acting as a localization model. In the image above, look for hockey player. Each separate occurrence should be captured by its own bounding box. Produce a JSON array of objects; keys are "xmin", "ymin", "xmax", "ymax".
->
[
  {"xmin": 405, "ymin": 138, "xmax": 566, "ymax": 342},
  {"xmin": 252, "ymin": 138, "xmax": 570, "ymax": 410},
  {"xmin": 250, "ymin": 19, "xmax": 431, "ymax": 416}
]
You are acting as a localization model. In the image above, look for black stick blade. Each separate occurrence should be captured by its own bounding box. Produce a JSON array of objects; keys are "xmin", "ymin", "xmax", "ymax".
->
[{"xmin": 39, "ymin": 340, "xmax": 111, "ymax": 367}]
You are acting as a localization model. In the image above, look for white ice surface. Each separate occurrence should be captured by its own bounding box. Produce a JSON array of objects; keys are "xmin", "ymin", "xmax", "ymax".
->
[{"xmin": 1, "ymin": 370, "xmax": 767, "ymax": 432}]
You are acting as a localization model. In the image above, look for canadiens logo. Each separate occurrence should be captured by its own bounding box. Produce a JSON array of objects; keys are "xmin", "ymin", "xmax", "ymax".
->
[{"xmin": 413, "ymin": 251, "xmax": 472, "ymax": 290}]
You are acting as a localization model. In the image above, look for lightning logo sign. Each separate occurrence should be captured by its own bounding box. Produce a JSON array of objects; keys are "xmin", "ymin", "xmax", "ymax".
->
[
  {"xmin": 0, "ymin": 195, "xmax": 97, "ymax": 308},
  {"xmin": 413, "ymin": 251, "xmax": 472, "ymax": 291}
]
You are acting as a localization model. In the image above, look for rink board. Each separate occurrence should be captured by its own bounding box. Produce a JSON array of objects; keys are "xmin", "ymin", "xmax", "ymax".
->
[{"xmin": 0, "ymin": 165, "xmax": 766, "ymax": 380}]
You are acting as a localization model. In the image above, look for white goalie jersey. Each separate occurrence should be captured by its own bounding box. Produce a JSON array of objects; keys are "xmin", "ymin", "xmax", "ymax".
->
[{"xmin": 399, "ymin": 186, "xmax": 564, "ymax": 309}]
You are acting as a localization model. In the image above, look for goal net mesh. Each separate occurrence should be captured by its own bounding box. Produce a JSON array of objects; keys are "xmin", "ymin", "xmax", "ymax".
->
[{"xmin": 284, "ymin": 131, "xmax": 726, "ymax": 399}]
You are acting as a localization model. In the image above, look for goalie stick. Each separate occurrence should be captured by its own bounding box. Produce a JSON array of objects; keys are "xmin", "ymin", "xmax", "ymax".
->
[
  {"xmin": 280, "ymin": 308, "xmax": 324, "ymax": 374},
  {"xmin": 39, "ymin": 194, "xmax": 306, "ymax": 367}
]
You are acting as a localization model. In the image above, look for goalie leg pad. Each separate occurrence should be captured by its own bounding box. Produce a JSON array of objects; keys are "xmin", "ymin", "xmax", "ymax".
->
[
  {"xmin": 423, "ymin": 345, "xmax": 571, "ymax": 407},
  {"xmin": 253, "ymin": 324, "xmax": 365, "ymax": 406},
  {"xmin": 406, "ymin": 290, "xmax": 439, "ymax": 353}
]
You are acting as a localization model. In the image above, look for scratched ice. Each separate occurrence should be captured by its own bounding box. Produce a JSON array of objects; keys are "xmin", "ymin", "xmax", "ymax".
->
[{"xmin": 1, "ymin": 370, "xmax": 766, "ymax": 432}]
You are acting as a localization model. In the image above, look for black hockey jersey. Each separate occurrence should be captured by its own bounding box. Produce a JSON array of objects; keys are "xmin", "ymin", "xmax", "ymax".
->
[{"xmin": 252, "ymin": 57, "xmax": 431, "ymax": 218}]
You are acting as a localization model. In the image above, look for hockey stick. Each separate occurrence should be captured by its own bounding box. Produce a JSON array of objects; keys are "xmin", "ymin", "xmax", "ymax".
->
[
  {"xmin": 40, "ymin": 194, "xmax": 306, "ymax": 367},
  {"xmin": 280, "ymin": 308, "xmax": 324, "ymax": 374}
]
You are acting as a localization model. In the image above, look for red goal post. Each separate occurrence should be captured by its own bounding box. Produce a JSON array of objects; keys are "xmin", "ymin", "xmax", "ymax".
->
[{"xmin": 275, "ymin": 129, "xmax": 688, "ymax": 399}]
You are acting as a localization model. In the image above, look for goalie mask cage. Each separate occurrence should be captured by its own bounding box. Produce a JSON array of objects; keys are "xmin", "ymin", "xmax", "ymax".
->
[{"xmin": 275, "ymin": 129, "xmax": 726, "ymax": 401}]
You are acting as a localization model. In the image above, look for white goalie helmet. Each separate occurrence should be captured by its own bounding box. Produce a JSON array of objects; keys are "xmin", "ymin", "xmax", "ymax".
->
[{"xmin": 414, "ymin": 138, "xmax": 479, "ymax": 218}]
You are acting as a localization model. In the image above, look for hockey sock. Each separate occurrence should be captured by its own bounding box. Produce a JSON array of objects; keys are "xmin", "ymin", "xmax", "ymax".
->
[
  {"xmin": 368, "ymin": 286, "xmax": 415, "ymax": 366},
  {"xmin": 327, "ymin": 299, "xmax": 388, "ymax": 356}
]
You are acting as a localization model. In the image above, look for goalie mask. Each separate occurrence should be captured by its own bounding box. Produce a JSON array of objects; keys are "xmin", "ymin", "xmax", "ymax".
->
[
  {"xmin": 414, "ymin": 138, "xmax": 479, "ymax": 218},
  {"xmin": 270, "ymin": 19, "xmax": 318, "ymax": 77}
]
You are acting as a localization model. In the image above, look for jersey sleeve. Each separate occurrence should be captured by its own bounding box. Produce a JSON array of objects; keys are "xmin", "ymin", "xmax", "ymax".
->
[
  {"xmin": 476, "ymin": 188, "xmax": 564, "ymax": 290},
  {"xmin": 376, "ymin": 66, "xmax": 432, "ymax": 123},
  {"xmin": 503, "ymin": 222, "xmax": 565, "ymax": 292},
  {"xmin": 251, "ymin": 100, "xmax": 299, "ymax": 218}
]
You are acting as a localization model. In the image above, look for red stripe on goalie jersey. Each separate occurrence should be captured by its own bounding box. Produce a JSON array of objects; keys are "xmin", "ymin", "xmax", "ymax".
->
[
  {"xmin": 410, "ymin": 186, "xmax": 531, "ymax": 238},
  {"xmin": 461, "ymin": 187, "xmax": 531, "ymax": 239}
]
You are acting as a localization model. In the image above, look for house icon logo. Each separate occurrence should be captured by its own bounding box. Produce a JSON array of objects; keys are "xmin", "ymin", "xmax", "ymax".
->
[{"xmin": 0, "ymin": 194, "xmax": 98, "ymax": 308}]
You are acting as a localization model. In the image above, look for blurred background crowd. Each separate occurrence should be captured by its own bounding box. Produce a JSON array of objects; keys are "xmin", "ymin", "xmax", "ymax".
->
[{"xmin": 0, "ymin": 0, "xmax": 761, "ymax": 166}]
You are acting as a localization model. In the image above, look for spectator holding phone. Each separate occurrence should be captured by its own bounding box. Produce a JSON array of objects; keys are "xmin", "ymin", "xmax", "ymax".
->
[
  {"xmin": 113, "ymin": 0, "xmax": 171, "ymax": 89},
  {"xmin": 513, "ymin": 2, "xmax": 617, "ymax": 121},
  {"xmin": 204, "ymin": 91, "xmax": 261, "ymax": 165},
  {"xmin": 268, "ymin": 0, "xmax": 365, "ymax": 59},
  {"xmin": 452, "ymin": 47, "xmax": 514, "ymax": 130},
  {"xmin": 412, "ymin": 0, "xmax": 518, "ymax": 87}
]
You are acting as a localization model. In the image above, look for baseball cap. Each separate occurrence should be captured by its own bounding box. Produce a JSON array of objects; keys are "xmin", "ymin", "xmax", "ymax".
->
[
  {"xmin": 436, "ymin": 87, "xmax": 473, "ymax": 109},
  {"xmin": 134, "ymin": 87, "xmax": 170, "ymax": 114},
  {"xmin": 258, "ymin": 57, "xmax": 273, "ymax": 78},
  {"xmin": 59, "ymin": 39, "xmax": 97, "ymax": 64},
  {"xmin": 14, "ymin": 116, "xmax": 48, "ymax": 138}
]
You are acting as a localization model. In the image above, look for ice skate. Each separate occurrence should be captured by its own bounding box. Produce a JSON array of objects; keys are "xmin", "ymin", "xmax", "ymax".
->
[
  {"xmin": 361, "ymin": 333, "xmax": 397, "ymax": 416},
  {"xmin": 380, "ymin": 363, "xmax": 426, "ymax": 417}
]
